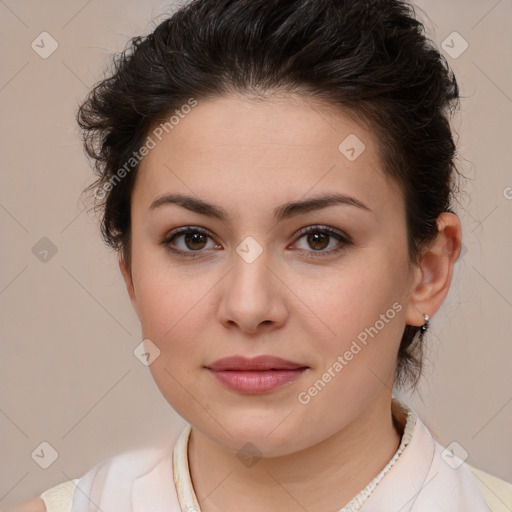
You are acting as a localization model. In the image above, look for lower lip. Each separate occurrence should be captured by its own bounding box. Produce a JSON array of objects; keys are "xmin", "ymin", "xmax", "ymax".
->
[{"xmin": 207, "ymin": 368, "xmax": 307, "ymax": 394}]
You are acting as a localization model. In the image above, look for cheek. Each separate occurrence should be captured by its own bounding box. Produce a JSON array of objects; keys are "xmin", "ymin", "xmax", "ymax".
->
[
  {"xmin": 294, "ymin": 257, "xmax": 407, "ymax": 390},
  {"xmin": 137, "ymin": 271, "xmax": 208, "ymax": 416},
  {"xmin": 133, "ymin": 261, "xmax": 201, "ymax": 339},
  {"xmin": 133, "ymin": 264, "xmax": 215, "ymax": 406},
  {"xmin": 297, "ymin": 260, "xmax": 402, "ymax": 338}
]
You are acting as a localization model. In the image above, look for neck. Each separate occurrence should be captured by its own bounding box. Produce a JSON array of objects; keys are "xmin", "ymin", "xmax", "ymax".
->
[{"xmin": 187, "ymin": 392, "xmax": 403, "ymax": 512}]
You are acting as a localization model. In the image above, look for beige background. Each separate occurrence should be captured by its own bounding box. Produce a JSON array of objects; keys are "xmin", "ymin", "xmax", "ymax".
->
[{"xmin": 1, "ymin": 0, "xmax": 511, "ymax": 507}]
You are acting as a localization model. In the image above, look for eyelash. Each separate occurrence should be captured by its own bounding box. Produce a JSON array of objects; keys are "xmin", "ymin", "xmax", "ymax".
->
[{"xmin": 160, "ymin": 225, "xmax": 352, "ymax": 259}]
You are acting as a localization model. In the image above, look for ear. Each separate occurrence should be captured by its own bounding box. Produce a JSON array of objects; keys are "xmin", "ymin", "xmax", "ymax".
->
[
  {"xmin": 119, "ymin": 252, "xmax": 139, "ymax": 316},
  {"xmin": 405, "ymin": 212, "xmax": 462, "ymax": 327}
]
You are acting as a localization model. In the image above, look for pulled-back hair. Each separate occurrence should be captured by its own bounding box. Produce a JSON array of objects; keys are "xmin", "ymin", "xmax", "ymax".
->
[{"xmin": 77, "ymin": 0, "xmax": 461, "ymax": 389}]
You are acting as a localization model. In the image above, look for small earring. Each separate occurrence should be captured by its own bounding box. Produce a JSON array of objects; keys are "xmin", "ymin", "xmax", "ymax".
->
[{"xmin": 419, "ymin": 314, "xmax": 430, "ymax": 334}]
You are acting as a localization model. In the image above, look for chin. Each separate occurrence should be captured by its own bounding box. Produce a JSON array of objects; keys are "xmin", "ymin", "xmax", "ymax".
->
[{"xmin": 197, "ymin": 411, "xmax": 310, "ymax": 457}]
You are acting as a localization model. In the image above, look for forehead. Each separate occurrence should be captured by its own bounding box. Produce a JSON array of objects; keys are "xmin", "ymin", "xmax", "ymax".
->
[{"xmin": 132, "ymin": 92, "xmax": 402, "ymax": 219}]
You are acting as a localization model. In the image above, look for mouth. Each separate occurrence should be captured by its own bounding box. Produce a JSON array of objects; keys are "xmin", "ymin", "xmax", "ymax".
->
[
  {"xmin": 205, "ymin": 355, "xmax": 308, "ymax": 371},
  {"xmin": 205, "ymin": 355, "xmax": 309, "ymax": 394}
]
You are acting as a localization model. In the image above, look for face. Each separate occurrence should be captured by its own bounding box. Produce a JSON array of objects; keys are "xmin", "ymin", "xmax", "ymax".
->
[{"xmin": 122, "ymin": 92, "xmax": 417, "ymax": 457}]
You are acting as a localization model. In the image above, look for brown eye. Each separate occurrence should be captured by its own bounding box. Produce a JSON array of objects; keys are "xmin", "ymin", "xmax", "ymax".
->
[
  {"xmin": 305, "ymin": 232, "xmax": 330, "ymax": 251},
  {"xmin": 293, "ymin": 225, "xmax": 352, "ymax": 257},
  {"xmin": 162, "ymin": 227, "xmax": 219, "ymax": 257},
  {"xmin": 182, "ymin": 231, "xmax": 208, "ymax": 250}
]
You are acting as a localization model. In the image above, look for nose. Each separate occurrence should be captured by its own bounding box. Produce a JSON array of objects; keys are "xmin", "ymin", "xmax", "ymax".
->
[{"xmin": 216, "ymin": 247, "xmax": 289, "ymax": 335}]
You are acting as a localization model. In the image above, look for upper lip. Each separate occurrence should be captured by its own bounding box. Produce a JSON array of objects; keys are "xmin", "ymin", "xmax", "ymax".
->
[{"xmin": 206, "ymin": 355, "xmax": 308, "ymax": 371}]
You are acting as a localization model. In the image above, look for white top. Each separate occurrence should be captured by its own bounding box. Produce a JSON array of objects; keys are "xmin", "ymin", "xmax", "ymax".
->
[{"xmin": 40, "ymin": 398, "xmax": 501, "ymax": 511}]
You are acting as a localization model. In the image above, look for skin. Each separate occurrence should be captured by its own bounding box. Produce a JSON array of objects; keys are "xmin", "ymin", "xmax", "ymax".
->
[{"xmin": 12, "ymin": 92, "xmax": 461, "ymax": 512}]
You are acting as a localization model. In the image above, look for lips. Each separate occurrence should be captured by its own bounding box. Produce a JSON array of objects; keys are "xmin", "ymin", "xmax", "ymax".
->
[
  {"xmin": 205, "ymin": 355, "xmax": 309, "ymax": 394},
  {"xmin": 206, "ymin": 355, "xmax": 308, "ymax": 371}
]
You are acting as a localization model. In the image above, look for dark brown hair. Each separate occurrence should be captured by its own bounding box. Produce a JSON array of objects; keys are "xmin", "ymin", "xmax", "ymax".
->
[{"xmin": 77, "ymin": 0, "xmax": 461, "ymax": 389}]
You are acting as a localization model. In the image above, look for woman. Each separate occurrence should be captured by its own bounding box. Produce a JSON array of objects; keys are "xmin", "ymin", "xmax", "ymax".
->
[{"xmin": 10, "ymin": 0, "xmax": 512, "ymax": 510}]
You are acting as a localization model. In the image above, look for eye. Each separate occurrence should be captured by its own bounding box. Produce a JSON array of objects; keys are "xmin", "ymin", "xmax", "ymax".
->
[
  {"xmin": 292, "ymin": 225, "xmax": 351, "ymax": 257},
  {"xmin": 161, "ymin": 227, "xmax": 220, "ymax": 257},
  {"xmin": 161, "ymin": 225, "xmax": 351, "ymax": 259}
]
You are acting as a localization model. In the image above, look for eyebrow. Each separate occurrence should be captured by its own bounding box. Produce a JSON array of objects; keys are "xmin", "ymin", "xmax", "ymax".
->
[{"xmin": 148, "ymin": 192, "xmax": 372, "ymax": 221}]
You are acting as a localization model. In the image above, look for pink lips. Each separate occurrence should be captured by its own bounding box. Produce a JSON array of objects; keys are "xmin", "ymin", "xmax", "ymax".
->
[{"xmin": 205, "ymin": 355, "xmax": 308, "ymax": 394}]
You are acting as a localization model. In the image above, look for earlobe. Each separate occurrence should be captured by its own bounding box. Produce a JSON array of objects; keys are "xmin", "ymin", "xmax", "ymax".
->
[{"xmin": 405, "ymin": 212, "xmax": 462, "ymax": 327}]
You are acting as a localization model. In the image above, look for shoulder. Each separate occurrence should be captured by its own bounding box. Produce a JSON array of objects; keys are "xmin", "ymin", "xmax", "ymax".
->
[
  {"xmin": 3, "ymin": 497, "xmax": 46, "ymax": 512},
  {"xmin": 7, "ymin": 431, "xmax": 183, "ymax": 512},
  {"xmin": 426, "ymin": 431, "xmax": 512, "ymax": 511},
  {"xmin": 389, "ymin": 404, "xmax": 497, "ymax": 511},
  {"xmin": 466, "ymin": 464, "xmax": 512, "ymax": 512},
  {"xmin": 71, "ymin": 440, "xmax": 179, "ymax": 511},
  {"xmin": 7, "ymin": 479, "xmax": 80, "ymax": 512}
]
